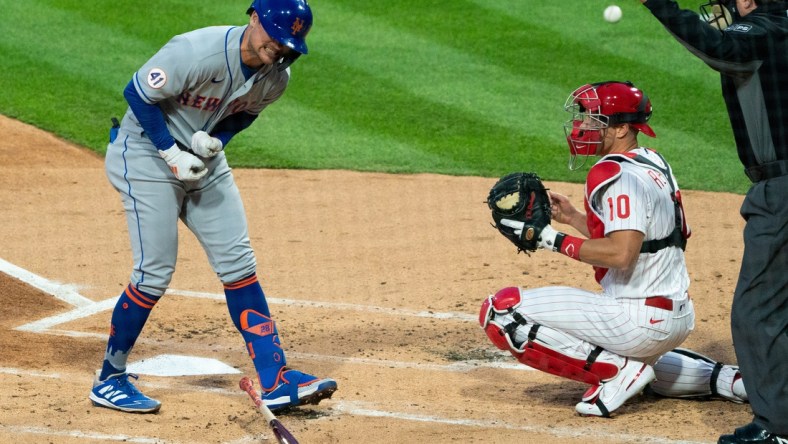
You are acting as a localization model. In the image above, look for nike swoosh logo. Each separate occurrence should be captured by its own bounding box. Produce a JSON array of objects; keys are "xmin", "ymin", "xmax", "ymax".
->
[
  {"xmin": 649, "ymin": 318, "xmax": 664, "ymax": 325},
  {"xmin": 211, "ymin": 77, "xmax": 224, "ymax": 83}
]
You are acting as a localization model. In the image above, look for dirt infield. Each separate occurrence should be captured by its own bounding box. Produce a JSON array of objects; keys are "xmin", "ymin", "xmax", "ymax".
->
[{"xmin": 0, "ymin": 114, "xmax": 752, "ymax": 443}]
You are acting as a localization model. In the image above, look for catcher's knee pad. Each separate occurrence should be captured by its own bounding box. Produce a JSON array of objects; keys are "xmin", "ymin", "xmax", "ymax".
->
[
  {"xmin": 480, "ymin": 287, "xmax": 528, "ymax": 352},
  {"xmin": 239, "ymin": 309, "xmax": 287, "ymax": 391}
]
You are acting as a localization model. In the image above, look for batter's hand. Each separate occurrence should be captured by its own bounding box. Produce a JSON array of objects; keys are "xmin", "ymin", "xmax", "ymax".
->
[
  {"xmin": 159, "ymin": 144, "xmax": 208, "ymax": 181},
  {"xmin": 191, "ymin": 131, "xmax": 223, "ymax": 158}
]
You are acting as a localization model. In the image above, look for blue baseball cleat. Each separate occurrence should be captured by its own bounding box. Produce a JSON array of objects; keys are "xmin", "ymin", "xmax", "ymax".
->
[
  {"xmin": 89, "ymin": 371, "xmax": 161, "ymax": 413},
  {"xmin": 262, "ymin": 368, "xmax": 337, "ymax": 412}
]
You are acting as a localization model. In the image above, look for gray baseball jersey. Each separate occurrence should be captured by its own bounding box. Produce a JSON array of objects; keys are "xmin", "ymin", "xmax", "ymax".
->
[
  {"xmin": 128, "ymin": 25, "xmax": 287, "ymax": 146},
  {"xmin": 106, "ymin": 25, "xmax": 289, "ymax": 296}
]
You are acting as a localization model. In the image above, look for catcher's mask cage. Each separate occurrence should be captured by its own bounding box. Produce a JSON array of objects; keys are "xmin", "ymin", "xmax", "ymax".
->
[
  {"xmin": 247, "ymin": 0, "xmax": 313, "ymax": 71},
  {"xmin": 700, "ymin": 0, "xmax": 735, "ymax": 30},
  {"xmin": 563, "ymin": 81, "xmax": 655, "ymax": 170}
]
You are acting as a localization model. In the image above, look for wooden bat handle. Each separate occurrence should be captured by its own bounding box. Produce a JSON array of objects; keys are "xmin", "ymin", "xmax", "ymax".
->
[
  {"xmin": 239, "ymin": 376, "xmax": 300, "ymax": 444},
  {"xmin": 239, "ymin": 376, "xmax": 277, "ymax": 423},
  {"xmin": 238, "ymin": 376, "xmax": 298, "ymax": 444}
]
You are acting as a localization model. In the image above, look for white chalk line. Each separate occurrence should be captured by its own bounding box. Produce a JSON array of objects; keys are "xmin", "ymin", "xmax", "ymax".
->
[
  {"xmin": 11, "ymin": 274, "xmax": 514, "ymax": 373},
  {"xmin": 0, "ymin": 258, "xmax": 93, "ymax": 307},
  {"xmin": 21, "ymin": 328, "xmax": 524, "ymax": 373},
  {"xmin": 332, "ymin": 401, "xmax": 712, "ymax": 444},
  {"xmin": 291, "ymin": 351, "xmax": 526, "ymax": 372},
  {"xmin": 6, "ymin": 268, "xmax": 519, "ymax": 373},
  {"xmin": 0, "ymin": 259, "xmax": 710, "ymax": 444},
  {"xmin": 14, "ymin": 297, "xmax": 119, "ymax": 333},
  {"xmin": 0, "ymin": 424, "xmax": 172, "ymax": 443},
  {"xmin": 167, "ymin": 288, "xmax": 478, "ymax": 321},
  {"xmin": 0, "ymin": 367, "xmax": 711, "ymax": 444},
  {"xmin": 14, "ymin": 286, "xmax": 475, "ymax": 334},
  {"xmin": 0, "ymin": 367, "xmax": 61, "ymax": 379}
]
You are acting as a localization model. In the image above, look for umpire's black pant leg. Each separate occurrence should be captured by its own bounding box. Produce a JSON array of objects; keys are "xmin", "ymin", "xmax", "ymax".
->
[{"xmin": 731, "ymin": 175, "xmax": 788, "ymax": 435}]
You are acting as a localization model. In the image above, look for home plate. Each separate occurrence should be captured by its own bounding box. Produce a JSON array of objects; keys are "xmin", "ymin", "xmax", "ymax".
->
[{"xmin": 127, "ymin": 354, "xmax": 241, "ymax": 377}]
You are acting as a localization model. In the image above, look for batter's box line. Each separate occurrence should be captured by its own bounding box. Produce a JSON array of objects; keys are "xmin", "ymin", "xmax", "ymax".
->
[
  {"xmin": 0, "ymin": 424, "xmax": 170, "ymax": 444},
  {"xmin": 166, "ymin": 288, "xmax": 477, "ymax": 321},
  {"xmin": 0, "ymin": 366, "xmax": 705, "ymax": 444},
  {"xmin": 4, "ymin": 259, "xmax": 522, "ymax": 374},
  {"xmin": 0, "ymin": 258, "xmax": 93, "ymax": 307},
  {"xmin": 3, "ymin": 256, "xmax": 476, "ymax": 334},
  {"xmin": 14, "ymin": 288, "xmax": 475, "ymax": 333},
  {"xmin": 326, "ymin": 401, "xmax": 713, "ymax": 444}
]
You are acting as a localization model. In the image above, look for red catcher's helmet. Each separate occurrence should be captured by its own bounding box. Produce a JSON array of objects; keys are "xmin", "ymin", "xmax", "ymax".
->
[{"xmin": 563, "ymin": 81, "xmax": 655, "ymax": 170}]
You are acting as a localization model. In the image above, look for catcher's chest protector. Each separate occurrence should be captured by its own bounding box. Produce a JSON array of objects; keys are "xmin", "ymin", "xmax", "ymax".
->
[{"xmin": 584, "ymin": 151, "xmax": 690, "ymax": 282}]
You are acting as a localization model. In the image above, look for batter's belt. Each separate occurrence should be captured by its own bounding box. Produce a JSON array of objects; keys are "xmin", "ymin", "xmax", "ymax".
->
[{"xmin": 175, "ymin": 140, "xmax": 196, "ymax": 154}]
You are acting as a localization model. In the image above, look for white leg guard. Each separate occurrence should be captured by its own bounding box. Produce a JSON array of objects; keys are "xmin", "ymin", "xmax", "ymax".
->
[{"xmin": 651, "ymin": 348, "xmax": 747, "ymax": 403}]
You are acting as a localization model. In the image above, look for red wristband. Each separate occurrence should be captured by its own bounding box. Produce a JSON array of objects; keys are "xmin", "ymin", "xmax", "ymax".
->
[{"xmin": 558, "ymin": 235, "xmax": 584, "ymax": 260}]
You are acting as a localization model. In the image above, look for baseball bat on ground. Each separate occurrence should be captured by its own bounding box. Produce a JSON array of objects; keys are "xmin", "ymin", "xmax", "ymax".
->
[{"xmin": 239, "ymin": 376, "xmax": 299, "ymax": 444}]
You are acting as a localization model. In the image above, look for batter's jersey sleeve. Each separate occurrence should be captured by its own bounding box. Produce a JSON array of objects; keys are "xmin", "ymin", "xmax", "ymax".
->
[{"xmin": 132, "ymin": 34, "xmax": 202, "ymax": 105}]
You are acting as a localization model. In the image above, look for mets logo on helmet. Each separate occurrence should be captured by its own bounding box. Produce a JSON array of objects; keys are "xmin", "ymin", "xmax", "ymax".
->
[{"xmin": 291, "ymin": 17, "xmax": 304, "ymax": 35}]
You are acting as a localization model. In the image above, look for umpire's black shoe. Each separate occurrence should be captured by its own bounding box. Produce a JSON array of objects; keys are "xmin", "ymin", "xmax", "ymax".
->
[{"xmin": 718, "ymin": 423, "xmax": 788, "ymax": 444}]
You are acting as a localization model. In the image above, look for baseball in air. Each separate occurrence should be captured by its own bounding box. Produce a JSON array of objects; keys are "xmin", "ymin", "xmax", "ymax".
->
[{"xmin": 604, "ymin": 5, "xmax": 622, "ymax": 23}]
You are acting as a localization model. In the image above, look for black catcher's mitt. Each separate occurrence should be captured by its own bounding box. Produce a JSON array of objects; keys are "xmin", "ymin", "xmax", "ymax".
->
[{"xmin": 487, "ymin": 172, "xmax": 552, "ymax": 253}]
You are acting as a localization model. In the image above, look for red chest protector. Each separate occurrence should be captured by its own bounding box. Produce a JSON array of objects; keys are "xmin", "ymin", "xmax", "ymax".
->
[{"xmin": 583, "ymin": 150, "xmax": 690, "ymax": 284}]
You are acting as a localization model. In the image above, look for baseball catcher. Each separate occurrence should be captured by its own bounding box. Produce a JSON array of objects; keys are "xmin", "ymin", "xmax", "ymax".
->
[
  {"xmin": 486, "ymin": 172, "xmax": 552, "ymax": 254},
  {"xmin": 480, "ymin": 81, "xmax": 747, "ymax": 418}
]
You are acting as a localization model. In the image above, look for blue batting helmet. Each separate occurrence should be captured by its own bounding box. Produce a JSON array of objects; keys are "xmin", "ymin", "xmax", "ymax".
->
[{"xmin": 247, "ymin": 0, "xmax": 312, "ymax": 55}]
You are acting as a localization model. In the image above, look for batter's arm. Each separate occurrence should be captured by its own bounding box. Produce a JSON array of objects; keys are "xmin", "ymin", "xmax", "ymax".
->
[
  {"xmin": 211, "ymin": 112, "xmax": 259, "ymax": 147},
  {"xmin": 124, "ymin": 80, "xmax": 176, "ymax": 150}
]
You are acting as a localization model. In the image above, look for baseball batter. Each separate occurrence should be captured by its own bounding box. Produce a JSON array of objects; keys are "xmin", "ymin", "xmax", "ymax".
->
[
  {"xmin": 481, "ymin": 81, "xmax": 746, "ymax": 417},
  {"xmin": 89, "ymin": 0, "xmax": 337, "ymax": 413}
]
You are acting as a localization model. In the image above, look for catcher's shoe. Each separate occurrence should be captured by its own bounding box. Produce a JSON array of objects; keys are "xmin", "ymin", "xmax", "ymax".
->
[
  {"xmin": 89, "ymin": 371, "xmax": 161, "ymax": 413},
  {"xmin": 262, "ymin": 368, "xmax": 337, "ymax": 412},
  {"xmin": 575, "ymin": 359, "xmax": 655, "ymax": 417},
  {"xmin": 718, "ymin": 423, "xmax": 788, "ymax": 444}
]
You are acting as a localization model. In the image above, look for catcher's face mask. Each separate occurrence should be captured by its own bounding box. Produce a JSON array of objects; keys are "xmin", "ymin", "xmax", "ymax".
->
[
  {"xmin": 700, "ymin": 0, "xmax": 735, "ymax": 30},
  {"xmin": 563, "ymin": 84, "xmax": 607, "ymax": 170},
  {"xmin": 563, "ymin": 81, "xmax": 656, "ymax": 170}
]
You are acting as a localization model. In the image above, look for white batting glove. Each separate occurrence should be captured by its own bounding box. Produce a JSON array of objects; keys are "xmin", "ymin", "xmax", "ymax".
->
[
  {"xmin": 190, "ymin": 131, "xmax": 223, "ymax": 158},
  {"xmin": 159, "ymin": 144, "xmax": 208, "ymax": 181}
]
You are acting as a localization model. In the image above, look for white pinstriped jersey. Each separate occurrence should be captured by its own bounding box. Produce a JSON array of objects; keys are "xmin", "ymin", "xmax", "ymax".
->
[
  {"xmin": 482, "ymin": 148, "xmax": 715, "ymax": 394},
  {"xmin": 585, "ymin": 147, "xmax": 690, "ymax": 300}
]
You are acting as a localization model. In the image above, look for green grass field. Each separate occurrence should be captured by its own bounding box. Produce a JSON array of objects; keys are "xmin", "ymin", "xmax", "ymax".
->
[{"xmin": 0, "ymin": 0, "xmax": 750, "ymax": 193}]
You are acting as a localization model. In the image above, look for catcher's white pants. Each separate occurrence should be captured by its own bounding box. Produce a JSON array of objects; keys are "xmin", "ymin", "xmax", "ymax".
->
[{"xmin": 503, "ymin": 286, "xmax": 694, "ymax": 366}]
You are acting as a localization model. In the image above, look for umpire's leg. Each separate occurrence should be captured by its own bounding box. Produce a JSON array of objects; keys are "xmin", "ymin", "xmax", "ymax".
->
[{"xmin": 731, "ymin": 175, "xmax": 788, "ymax": 435}]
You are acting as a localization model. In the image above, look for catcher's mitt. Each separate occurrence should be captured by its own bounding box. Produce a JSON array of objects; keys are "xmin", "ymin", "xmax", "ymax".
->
[{"xmin": 487, "ymin": 172, "xmax": 552, "ymax": 253}]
